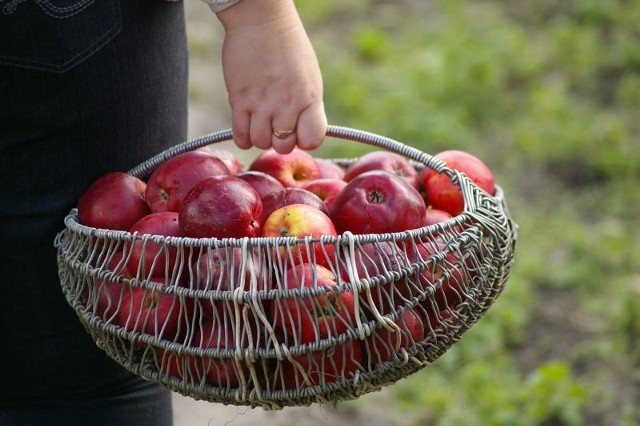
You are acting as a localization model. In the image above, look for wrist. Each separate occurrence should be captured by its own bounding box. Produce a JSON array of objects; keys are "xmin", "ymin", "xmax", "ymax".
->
[{"xmin": 216, "ymin": 0, "xmax": 299, "ymax": 31}]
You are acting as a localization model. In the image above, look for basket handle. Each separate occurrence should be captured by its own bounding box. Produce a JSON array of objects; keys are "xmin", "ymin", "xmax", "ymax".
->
[{"xmin": 127, "ymin": 125, "xmax": 450, "ymax": 179}]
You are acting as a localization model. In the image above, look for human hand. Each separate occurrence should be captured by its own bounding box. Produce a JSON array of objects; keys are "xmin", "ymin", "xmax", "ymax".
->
[{"xmin": 216, "ymin": 0, "xmax": 327, "ymax": 153}]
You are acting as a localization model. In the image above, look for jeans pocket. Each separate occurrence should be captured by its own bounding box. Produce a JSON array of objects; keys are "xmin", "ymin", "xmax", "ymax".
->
[{"xmin": 0, "ymin": 0, "xmax": 122, "ymax": 73}]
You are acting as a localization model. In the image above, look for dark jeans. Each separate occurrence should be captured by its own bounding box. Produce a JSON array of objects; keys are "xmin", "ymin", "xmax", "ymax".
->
[{"xmin": 0, "ymin": 0, "xmax": 188, "ymax": 424}]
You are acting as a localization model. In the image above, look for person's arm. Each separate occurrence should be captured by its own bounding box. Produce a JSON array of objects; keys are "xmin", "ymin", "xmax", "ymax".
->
[{"xmin": 214, "ymin": 0, "xmax": 327, "ymax": 153}]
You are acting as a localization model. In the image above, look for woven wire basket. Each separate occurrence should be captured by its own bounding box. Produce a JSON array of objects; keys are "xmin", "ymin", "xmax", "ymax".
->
[{"xmin": 55, "ymin": 125, "xmax": 518, "ymax": 410}]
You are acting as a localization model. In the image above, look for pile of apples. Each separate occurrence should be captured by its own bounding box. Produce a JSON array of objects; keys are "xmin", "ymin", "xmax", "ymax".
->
[{"xmin": 77, "ymin": 145, "xmax": 496, "ymax": 392}]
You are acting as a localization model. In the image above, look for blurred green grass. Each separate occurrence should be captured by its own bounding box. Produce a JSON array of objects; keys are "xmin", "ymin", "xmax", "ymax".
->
[{"xmin": 185, "ymin": 0, "xmax": 640, "ymax": 424}]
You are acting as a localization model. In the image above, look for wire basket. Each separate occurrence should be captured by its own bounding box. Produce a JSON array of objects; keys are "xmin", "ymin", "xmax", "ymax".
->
[{"xmin": 55, "ymin": 125, "xmax": 518, "ymax": 410}]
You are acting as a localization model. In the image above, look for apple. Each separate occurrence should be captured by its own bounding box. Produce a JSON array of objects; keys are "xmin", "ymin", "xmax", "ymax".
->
[
  {"xmin": 235, "ymin": 170, "xmax": 285, "ymax": 200},
  {"xmin": 145, "ymin": 150, "xmax": 230, "ymax": 213},
  {"xmin": 197, "ymin": 146, "xmax": 244, "ymax": 174},
  {"xmin": 192, "ymin": 246, "xmax": 272, "ymax": 297},
  {"xmin": 420, "ymin": 150, "xmax": 495, "ymax": 216},
  {"xmin": 91, "ymin": 250, "xmax": 132, "ymax": 319},
  {"xmin": 330, "ymin": 170, "xmax": 427, "ymax": 235},
  {"xmin": 344, "ymin": 151, "xmax": 419, "ymax": 189},
  {"xmin": 262, "ymin": 204, "xmax": 337, "ymax": 267},
  {"xmin": 364, "ymin": 306, "xmax": 425, "ymax": 366},
  {"xmin": 315, "ymin": 158, "xmax": 346, "ymax": 180},
  {"xmin": 77, "ymin": 172, "xmax": 150, "ymax": 230},
  {"xmin": 194, "ymin": 247, "xmax": 252, "ymax": 292},
  {"xmin": 424, "ymin": 207, "xmax": 455, "ymax": 226},
  {"xmin": 301, "ymin": 178, "xmax": 348, "ymax": 211},
  {"xmin": 159, "ymin": 307, "xmax": 267, "ymax": 387},
  {"xmin": 402, "ymin": 238, "xmax": 468, "ymax": 310},
  {"xmin": 339, "ymin": 240, "xmax": 412, "ymax": 319},
  {"xmin": 192, "ymin": 318, "xmax": 250, "ymax": 388},
  {"xmin": 179, "ymin": 175, "xmax": 262, "ymax": 239},
  {"xmin": 117, "ymin": 277, "xmax": 188, "ymax": 341},
  {"xmin": 260, "ymin": 187, "xmax": 328, "ymax": 226},
  {"xmin": 248, "ymin": 147, "xmax": 321, "ymax": 188},
  {"xmin": 277, "ymin": 339, "xmax": 362, "ymax": 390},
  {"xmin": 128, "ymin": 211, "xmax": 182, "ymax": 279},
  {"xmin": 270, "ymin": 263, "xmax": 355, "ymax": 344}
]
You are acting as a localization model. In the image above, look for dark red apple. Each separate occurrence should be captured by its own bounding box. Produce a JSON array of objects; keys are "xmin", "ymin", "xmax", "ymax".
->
[
  {"xmin": 402, "ymin": 238, "xmax": 468, "ymax": 310},
  {"xmin": 128, "ymin": 211, "xmax": 182, "ymax": 279},
  {"xmin": 260, "ymin": 187, "xmax": 328, "ymax": 226},
  {"xmin": 424, "ymin": 207, "xmax": 455, "ymax": 226},
  {"xmin": 192, "ymin": 318, "xmax": 250, "ymax": 388},
  {"xmin": 330, "ymin": 170, "xmax": 427, "ymax": 235},
  {"xmin": 344, "ymin": 151, "xmax": 419, "ymax": 189},
  {"xmin": 193, "ymin": 246, "xmax": 270, "ymax": 292},
  {"xmin": 78, "ymin": 172, "xmax": 150, "ymax": 230},
  {"xmin": 92, "ymin": 250, "xmax": 132, "ymax": 319},
  {"xmin": 179, "ymin": 175, "xmax": 262, "ymax": 239},
  {"xmin": 262, "ymin": 204, "xmax": 337, "ymax": 267},
  {"xmin": 235, "ymin": 170, "xmax": 285, "ymax": 200},
  {"xmin": 270, "ymin": 263, "xmax": 355, "ymax": 344},
  {"xmin": 420, "ymin": 150, "xmax": 495, "ymax": 216},
  {"xmin": 364, "ymin": 306, "xmax": 425, "ymax": 366},
  {"xmin": 117, "ymin": 277, "xmax": 187, "ymax": 341},
  {"xmin": 145, "ymin": 150, "xmax": 230, "ymax": 213},
  {"xmin": 315, "ymin": 158, "xmax": 346, "ymax": 180},
  {"xmin": 339, "ymin": 240, "xmax": 412, "ymax": 319},
  {"xmin": 277, "ymin": 339, "xmax": 362, "ymax": 390},
  {"xmin": 197, "ymin": 146, "xmax": 244, "ymax": 174},
  {"xmin": 248, "ymin": 147, "xmax": 321, "ymax": 188},
  {"xmin": 301, "ymin": 178, "xmax": 348, "ymax": 211}
]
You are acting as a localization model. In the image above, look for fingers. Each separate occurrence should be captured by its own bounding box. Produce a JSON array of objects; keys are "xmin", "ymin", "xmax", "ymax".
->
[
  {"xmin": 230, "ymin": 101, "xmax": 326, "ymax": 154},
  {"xmin": 295, "ymin": 100, "xmax": 327, "ymax": 151}
]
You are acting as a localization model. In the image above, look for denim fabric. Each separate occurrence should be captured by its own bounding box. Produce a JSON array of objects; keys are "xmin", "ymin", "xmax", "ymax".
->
[{"xmin": 0, "ymin": 0, "xmax": 188, "ymax": 423}]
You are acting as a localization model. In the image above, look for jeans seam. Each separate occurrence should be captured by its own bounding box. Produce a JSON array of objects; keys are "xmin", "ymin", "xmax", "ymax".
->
[{"xmin": 36, "ymin": 0, "xmax": 96, "ymax": 19}]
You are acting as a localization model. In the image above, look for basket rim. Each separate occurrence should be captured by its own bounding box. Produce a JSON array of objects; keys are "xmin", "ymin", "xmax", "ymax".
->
[{"xmin": 61, "ymin": 195, "xmax": 496, "ymax": 248}]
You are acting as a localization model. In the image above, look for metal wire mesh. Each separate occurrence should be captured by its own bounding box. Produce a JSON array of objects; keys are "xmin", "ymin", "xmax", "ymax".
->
[{"xmin": 55, "ymin": 125, "xmax": 518, "ymax": 410}]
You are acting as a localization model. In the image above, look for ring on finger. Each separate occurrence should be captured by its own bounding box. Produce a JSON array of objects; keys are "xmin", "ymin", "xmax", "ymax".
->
[{"xmin": 272, "ymin": 129, "xmax": 296, "ymax": 139}]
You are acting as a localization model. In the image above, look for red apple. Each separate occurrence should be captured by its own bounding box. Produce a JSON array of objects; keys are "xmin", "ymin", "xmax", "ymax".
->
[
  {"xmin": 262, "ymin": 204, "xmax": 337, "ymax": 267},
  {"xmin": 235, "ymin": 170, "xmax": 285, "ymax": 200},
  {"xmin": 192, "ymin": 246, "xmax": 271, "ymax": 294},
  {"xmin": 179, "ymin": 176, "xmax": 262, "ymax": 239},
  {"xmin": 277, "ymin": 339, "xmax": 362, "ymax": 390},
  {"xmin": 420, "ymin": 150, "xmax": 495, "ymax": 216},
  {"xmin": 339, "ymin": 240, "xmax": 412, "ymax": 318},
  {"xmin": 330, "ymin": 170, "xmax": 427, "ymax": 235},
  {"xmin": 117, "ymin": 277, "xmax": 187, "ymax": 341},
  {"xmin": 197, "ymin": 146, "xmax": 244, "ymax": 174},
  {"xmin": 260, "ymin": 187, "xmax": 328, "ymax": 226},
  {"xmin": 270, "ymin": 263, "xmax": 355, "ymax": 344},
  {"xmin": 402, "ymin": 239, "xmax": 468, "ymax": 310},
  {"xmin": 77, "ymin": 172, "xmax": 150, "ymax": 230},
  {"xmin": 315, "ymin": 158, "xmax": 346, "ymax": 180},
  {"xmin": 301, "ymin": 178, "xmax": 348, "ymax": 211},
  {"xmin": 344, "ymin": 151, "xmax": 419, "ymax": 189},
  {"xmin": 192, "ymin": 318, "xmax": 250, "ymax": 388},
  {"xmin": 128, "ymin": 212, "xmax": 182, "ymax": 278},
  {"xmin": 364, "ymin": 306, "xmax": 426, "ymax": 366},
  {"xmin": 424, "ymin": 207, "xmax": 455, "ymax": 226},
  {"xmin": 92, "ymin": 250, "xmax": 132, "ymax": 319},
  {"xmin": 248, "ymin": 147, "xmax": 321, "ymax": 188},
  {"xmin": 145, "ymin": 150, "xmax": 230, "ymax": 213}
]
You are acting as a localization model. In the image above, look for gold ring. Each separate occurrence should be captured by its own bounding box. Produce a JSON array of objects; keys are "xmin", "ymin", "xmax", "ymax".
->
[{"xmin": 272, "ymin": 129, "xmax": 295, "ymax": 139}]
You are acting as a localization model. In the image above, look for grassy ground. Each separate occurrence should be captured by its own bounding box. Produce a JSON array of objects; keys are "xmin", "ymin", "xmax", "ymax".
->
[{"xmin": 180, "ymin": 1, "xmax": 640, "ymax": 424}]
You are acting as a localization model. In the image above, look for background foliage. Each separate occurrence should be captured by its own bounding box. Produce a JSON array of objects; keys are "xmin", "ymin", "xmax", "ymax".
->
[
  {"xmin": 290, "ymin": 0, "xmax": 639, "ymax": 424},
  {"xmin": 182, "ymin": 1, "xmax": 639, "ymax": 424}
]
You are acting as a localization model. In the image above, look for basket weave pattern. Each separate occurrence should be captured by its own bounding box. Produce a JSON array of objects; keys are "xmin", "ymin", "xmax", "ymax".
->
[{"xmin": 55, "ymin": 126, "xmax": 517, "ymax": 410}]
